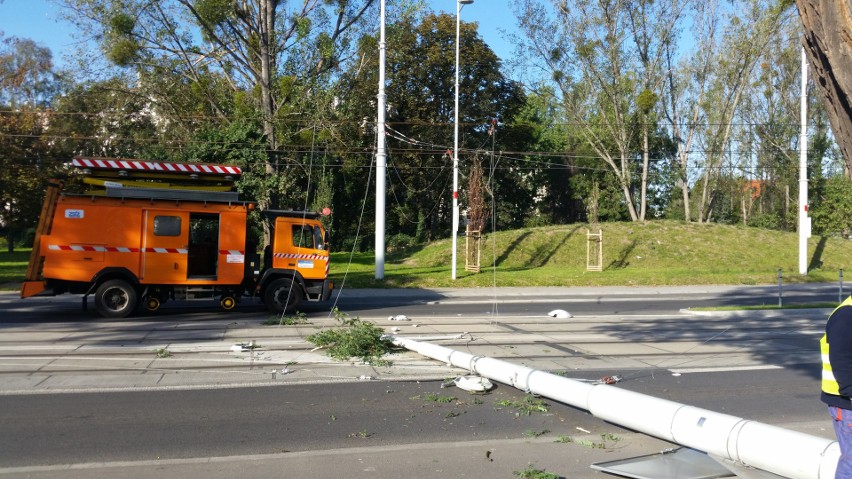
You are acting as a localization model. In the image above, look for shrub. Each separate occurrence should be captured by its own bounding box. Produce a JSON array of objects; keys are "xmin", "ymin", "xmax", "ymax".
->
[{"xmin": 306, "ymin": 309, "xmax": 395, "ymax": 364}]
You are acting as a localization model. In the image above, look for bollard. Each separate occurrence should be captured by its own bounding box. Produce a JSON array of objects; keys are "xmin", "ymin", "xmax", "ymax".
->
[
  {"xmin": 841, "ymin": 269, "xmax": 845, "ymax": 303},
  {"xmin": 778, "ymin": 269, "xmax": 783, "ymax": 307}
]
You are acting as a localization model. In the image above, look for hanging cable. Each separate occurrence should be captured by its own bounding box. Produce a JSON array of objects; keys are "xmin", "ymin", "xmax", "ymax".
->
[{"xmin": 328, "ymin": 152, "xmax": 375, "ymax": 314}]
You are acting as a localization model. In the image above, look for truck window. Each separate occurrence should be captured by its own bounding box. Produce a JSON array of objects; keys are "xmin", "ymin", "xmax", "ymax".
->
[
  {"xmin": 292, "ymin": 225, "xmax": 315, "ymax": 249},
  {"xmin": 154, "ymin": 216, "xmax": 181, "ymax": 236},
  {"xmin": 313, "ymin": 226, "xmax": 325, "ymax": 250}
]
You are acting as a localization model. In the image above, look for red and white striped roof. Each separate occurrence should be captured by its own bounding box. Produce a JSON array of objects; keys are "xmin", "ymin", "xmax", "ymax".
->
[{"xmin": 72, "ymin": 157, "xmax": 241, "ymax": 177}]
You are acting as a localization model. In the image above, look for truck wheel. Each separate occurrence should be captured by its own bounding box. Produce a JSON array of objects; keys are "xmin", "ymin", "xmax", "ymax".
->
[
  {"xmin": 94, "ymin": 279, "xmax": 138, "ymax": 318},
  {"xmin": 220, "ymin": 296, "xmax": 236, "ymax": 310},
  {"xmin": 264, "ymin": 279, "xmax": 302, "ymax": 314},
  {"xmin": 144, "ymin": 296, "xmax": 161, "ymax": 311}
]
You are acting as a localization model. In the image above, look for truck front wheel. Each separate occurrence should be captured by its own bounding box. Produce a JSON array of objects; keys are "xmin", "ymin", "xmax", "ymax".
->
[
  {"xmin": 94, "ymin": 279, "xmax": 138, "ymax": 318},
  {"xmin": 264, "ymin": 278, "xmax": 303, "ymax": 314}
]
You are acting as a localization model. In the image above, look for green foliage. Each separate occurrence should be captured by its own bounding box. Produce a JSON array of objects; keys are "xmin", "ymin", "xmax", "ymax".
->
[
  {"xmin": 48, "ymin": 78, "xmax": 162, "ymax": 160},
  {"xmin": 513, "ymin": 464, "xmax": 561, "ymax": 479},
  {"xmin": 421, "ymin": 393, "xmax": 457, "ymax": 403},
  {"xmin": 554, "ymin": 433, "xmax": 620, "ymax": 448},
  {"xmin": 109, "ymin": 14, "xmax": 135, "ymax": 35},
  {"xmin": 263, "ymin": 311, "xmax": 310, "ymax": 326},
  {"xmin": 811, "ymin": 176, "xmax": 852, "ymax": 237},
  {"xmin": 316, "ymin": 32, "xmax": 334, "ymax": 61},
  {"xmin": 179, "ymin": 120, "xmax": 274, "ymax": 236},
  {"xmin": 0, "ymin": 38, "xmax": 66, "ymax": 250},
  {"xmin": 194, "ymin": 0, "xmax": 232, "ymax": 26},
  {"xmin": 306, "ymin": 309, "xmax": 395, "ymax": 364},
  {"xmin": 295, "ymin": 17, "xmax": 312, "ymax": 40},
  {"xmin": 106, "ymin": 38, "xmax": 139, "ymax": 66},
  {"xmin": 496, "ymin": 395, "xmax": 550, "ymax": 416},
  {"xmin": 0, "ymin": 37, "xmax": 62, "ymax": 107},
  {"xmin": 747, "ymin": 213, "xmax": 781, "ymax": 230},
  {"xmin": 636, "ymin": 88, "xmax": 658, "ymax": 113},
  {"xmin": 336, "ymin": 11, "xmax": 527, "ymax": 242},
  {"xmin": 387, "ymin": 233, "xmax": 418, "ymax": 253}
]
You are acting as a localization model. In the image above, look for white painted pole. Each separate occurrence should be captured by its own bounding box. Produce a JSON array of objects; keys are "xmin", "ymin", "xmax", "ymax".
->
[
  {"xmin": 391, "ymin": 336, "xmax": 839, "ymax": 479},
  {"xmin": 451, "ymin": 0, "xmax": 463, "ymax": 281},
  {"xmin": 799, "ymin": 46, "xmax": 809, "ymax": 275},
  {"xmin": 375, "ymin": 0, "xmax": 387, "ymax": 280}
]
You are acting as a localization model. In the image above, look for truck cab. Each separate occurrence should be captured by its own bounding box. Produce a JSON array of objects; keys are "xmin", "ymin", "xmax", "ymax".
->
[{"xmin": 259, "ymin": 211, "xmax": 332, "ymax": 314}]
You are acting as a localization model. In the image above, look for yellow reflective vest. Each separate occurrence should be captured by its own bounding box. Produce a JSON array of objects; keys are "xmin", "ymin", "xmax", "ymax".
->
[{"xmin": 822, "ymin": 297, "xmax": 852, "ymax": 396}]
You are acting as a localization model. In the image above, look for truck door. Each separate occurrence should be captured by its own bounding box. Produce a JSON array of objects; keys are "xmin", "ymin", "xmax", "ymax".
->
[
  {"xmin": 142, "ymin": 210, "xmax": 189, "ymax": 283},
  {"xmin": 288, "ymin": 222, "xmax": 328, "ymax": 280},
  {"xmin": 187, "ymin": 213, "xmax": 220, "ymax": 278}
]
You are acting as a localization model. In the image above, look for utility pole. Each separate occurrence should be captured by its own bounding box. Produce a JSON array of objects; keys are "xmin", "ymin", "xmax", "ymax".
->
[
  {"xmin": 451, "ymin": 0, "xmax": 473, "ymax": 280},
  {"xmin": 799, "ymin": 46, "xmax": 809, "ymax": 275},
  {"xmin": 375, "ymin": 0, "xmax": 387, "ymax": 279}
]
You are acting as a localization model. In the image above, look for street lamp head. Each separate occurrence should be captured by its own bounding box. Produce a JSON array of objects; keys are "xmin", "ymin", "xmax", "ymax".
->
[{"xmin": 459, "ymin": 0, "xmax": 474, "ymax": 4}]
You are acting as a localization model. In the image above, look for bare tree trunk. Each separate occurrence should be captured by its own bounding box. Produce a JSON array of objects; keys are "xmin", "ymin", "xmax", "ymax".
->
[
  {"xmin": 698, "ymin": 174, "xmax": 712, "ymax": 223},
  {"xmin": 795, "ymin": 0, "xmax": 852, "ymax": 172},
  {"xmin": 681, "ymin": 176, "xmax": 691, "ymax": 222},
  {"xmin": 620, "ymin": 173, "xmax": 640, "ymax": 221},
  {"xmin": 639, "ymin": 121, "xmax": 650, "ymax": 221},
  {"xmin": 259, "ymin": 0, "xmax": 278, "ymax": 157}
]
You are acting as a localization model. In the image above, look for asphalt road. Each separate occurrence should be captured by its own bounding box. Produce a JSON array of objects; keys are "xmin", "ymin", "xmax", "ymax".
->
[{"xmin": 0, "ymin": 367, "xmax": 829, "ymax": 468}]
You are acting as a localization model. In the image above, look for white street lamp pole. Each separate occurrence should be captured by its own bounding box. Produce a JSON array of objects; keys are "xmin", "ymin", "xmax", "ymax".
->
[
  {"xmin": 375, "ymin": 0, "xmax": 387, "ymax": 279},
  {"xmin": 798, "ymin": 46, "xmax": 809, "ymax": 275},
  {"xmin": 452, "ymin": 0, "xmax": 473, "ymax": 280}
]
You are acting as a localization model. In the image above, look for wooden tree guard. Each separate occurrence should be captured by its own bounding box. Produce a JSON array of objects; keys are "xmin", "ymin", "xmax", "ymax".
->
[
  {"xmin": 465, "ymin": 228, "xmax": 482, "ymax": 273},
  {"xmin": 586, "ymin": 228, "xmax": 603, "ymax": 272}
]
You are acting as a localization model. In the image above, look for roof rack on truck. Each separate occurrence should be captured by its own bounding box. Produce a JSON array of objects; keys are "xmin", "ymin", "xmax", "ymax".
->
[{"xmin": 71, "ymin": 157, "xmax": 242, "ymax": 194}]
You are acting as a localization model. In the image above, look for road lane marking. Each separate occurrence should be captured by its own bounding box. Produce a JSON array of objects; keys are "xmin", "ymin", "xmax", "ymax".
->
[{"xmin": 669, "ymin": 364, "xmax": 783, "ymax": 374}]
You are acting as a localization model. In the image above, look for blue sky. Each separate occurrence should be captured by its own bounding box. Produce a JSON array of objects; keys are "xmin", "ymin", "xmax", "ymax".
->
[{"xmin": 0, "ymin": 0, "xmax": 517, "ymax": 67}]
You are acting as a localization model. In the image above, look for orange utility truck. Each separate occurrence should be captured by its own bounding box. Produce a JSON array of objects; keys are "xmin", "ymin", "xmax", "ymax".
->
[{"xmin": 20, "ymin": 157, "xmax": 333, "ymax": 318}]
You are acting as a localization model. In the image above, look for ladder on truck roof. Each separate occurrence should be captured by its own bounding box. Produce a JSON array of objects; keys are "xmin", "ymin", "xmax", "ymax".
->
[{"xmin": 71, "ymin": 157, "xmax": 242, "ymax": 194}]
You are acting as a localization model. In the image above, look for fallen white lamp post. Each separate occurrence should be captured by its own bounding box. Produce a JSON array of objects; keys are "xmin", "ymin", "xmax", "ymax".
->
[{"xmin": 390, "ymin": 335, "xmax": 839, "ymax": 479}]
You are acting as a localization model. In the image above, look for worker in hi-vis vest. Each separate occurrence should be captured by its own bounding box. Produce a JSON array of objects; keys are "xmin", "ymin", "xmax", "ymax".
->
[{"xmin": 822, "ymin": 296, "xmax": 852, "ymax": 478}]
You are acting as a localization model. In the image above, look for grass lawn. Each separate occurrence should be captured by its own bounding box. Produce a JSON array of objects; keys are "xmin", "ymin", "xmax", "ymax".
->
[
  {"xmin": 329, "ymin": 221, "xmax": 852, "ymax": 288},
  {"xmin": 0, "ymin": 249, "xmax": 30, "ymax": 287},
  {"xmin": 4, "ymin": 221, "xmax": 852, "ymax": 293}
]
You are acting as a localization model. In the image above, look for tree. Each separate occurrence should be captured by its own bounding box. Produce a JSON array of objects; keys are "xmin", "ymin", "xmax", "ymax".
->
[
  {"xmin": 660, "ymin": 0, "xmax": 720, "ymax": 222},
  {"xmin": 48, "ymin": 77, "xmax": 164, "ymax": 160},
  {"xmin": 0, "ymin": 37, "xmax": 65, "ymax": 251},
  {"xmin": 62, "ymin": 0, "xmax": 374, "ymax": 148},
  {"xmin": 0, "ymin": 37, "xmax": 62, "ymax": 107},
  {"xmin": 735, "ymin": 17, "xmax": 824, "ymax": 231},
  {"xmin": 336, "ymin": 12, "xmax": 526, "ymax": 243},
  {"xmin": 795, "ymin": 0, "xmax": 852, "ymax": 174},
  {"xmin": 686, "ymin": 0, "xmax": 791, "ymax": 224},
  {"xmin": 514, "ymin": 0, "xmax": 681, "ymax": 222}
]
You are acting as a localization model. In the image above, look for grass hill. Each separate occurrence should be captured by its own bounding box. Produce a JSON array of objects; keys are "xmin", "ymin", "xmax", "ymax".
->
[
  {"xmin": 331, "ymin": 221, "xmax": 852, "ymax": 288},
  {"xmin": 3, "ymin": 221, "xmax": 851, "ymax": 290}
]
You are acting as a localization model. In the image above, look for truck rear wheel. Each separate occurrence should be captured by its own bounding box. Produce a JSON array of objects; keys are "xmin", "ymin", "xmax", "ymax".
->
[
  {"xmin": 94, "ymin": 279, "xmax": 138, "ymax": 318},
  {"xmin": 264, "ymin": 278, "xmax": 302, "ymax": 314}
]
